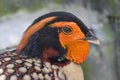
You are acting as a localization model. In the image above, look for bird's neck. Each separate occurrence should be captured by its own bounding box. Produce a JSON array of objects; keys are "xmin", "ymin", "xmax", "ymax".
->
[{"xmin": 62, "ymin": 62, "xmax": 84, "ymax": 80}]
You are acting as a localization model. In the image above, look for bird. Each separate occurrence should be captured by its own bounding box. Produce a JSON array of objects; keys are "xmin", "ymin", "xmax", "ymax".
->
[{"xmin": 0, "ymin": 11, "xmax": 99, "ymax": 80}]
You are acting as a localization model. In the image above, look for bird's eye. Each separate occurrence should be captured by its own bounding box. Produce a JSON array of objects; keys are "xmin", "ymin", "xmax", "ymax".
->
[{"xmin": 61, "ymin": 26, "xmax": 73, "ymax": 35}]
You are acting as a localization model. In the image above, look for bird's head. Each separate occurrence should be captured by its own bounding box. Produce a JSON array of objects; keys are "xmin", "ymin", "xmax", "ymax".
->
[{"xmin": 17, "ymin": 12, "xmax": 99, "ymax": 65}]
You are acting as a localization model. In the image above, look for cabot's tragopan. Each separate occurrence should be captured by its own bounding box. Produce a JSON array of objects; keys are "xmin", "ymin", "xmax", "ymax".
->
[{"xmin": 0, "ymin": 12, "xmax": 99, "ymax": 80}]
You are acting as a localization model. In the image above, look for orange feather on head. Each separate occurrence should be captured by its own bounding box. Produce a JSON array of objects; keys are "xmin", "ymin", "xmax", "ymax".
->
[
  {"xmin": 17, "ymin": 12, "xmax": 98, "ymax": 64},
  {"xmin": 17, "ymin": 17, "xmax": 56, "ymax": 53},
  {"xmin": 50, "ymin": 22, "xmax": 90, "ymax": 64},
  {"xmin": 66, "ymin": 41, "xmax": 90, "ymax": 64}
]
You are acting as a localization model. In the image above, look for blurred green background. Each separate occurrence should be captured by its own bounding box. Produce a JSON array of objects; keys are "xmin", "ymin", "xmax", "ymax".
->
[{"xmin": 0, "ymin": 0, "xmax": 120, "ymax": 80}]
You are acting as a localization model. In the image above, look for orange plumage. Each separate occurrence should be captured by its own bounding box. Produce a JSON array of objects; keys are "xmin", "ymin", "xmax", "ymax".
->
[{"xmin": 50, "ymin": 22, "xmax": 90, "ymax": 63}]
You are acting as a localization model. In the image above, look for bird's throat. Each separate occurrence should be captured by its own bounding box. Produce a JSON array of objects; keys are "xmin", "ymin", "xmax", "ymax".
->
[{"xmin": 66, "ymin": 40, "xmax": 90, "ymax": 64}]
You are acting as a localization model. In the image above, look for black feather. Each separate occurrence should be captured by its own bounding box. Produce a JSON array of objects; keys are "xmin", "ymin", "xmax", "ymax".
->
[
  {"xmin": 31, "ymin": 11, "xmax": 90, "ymax": 37},
  {"xmin": 21, "ymin": 26, "xmax": 66, "ymax": 61}
]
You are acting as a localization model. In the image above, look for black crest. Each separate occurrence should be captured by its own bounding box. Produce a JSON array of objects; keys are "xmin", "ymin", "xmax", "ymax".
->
[{"xmin": 31, "ymin": 11, "xmax": 90, "ymax": 37}]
